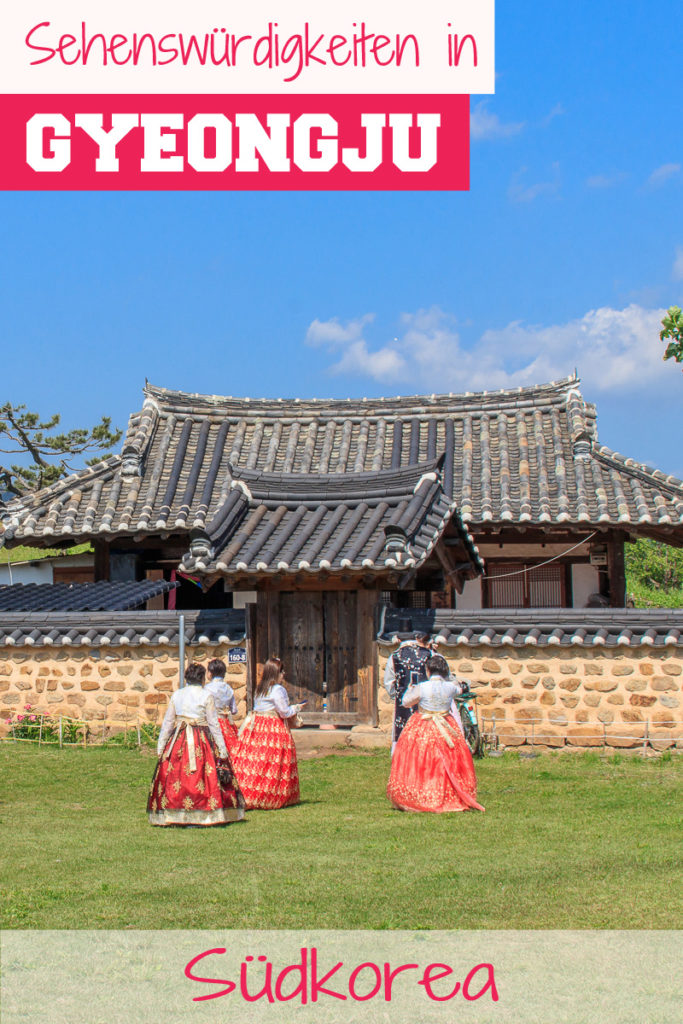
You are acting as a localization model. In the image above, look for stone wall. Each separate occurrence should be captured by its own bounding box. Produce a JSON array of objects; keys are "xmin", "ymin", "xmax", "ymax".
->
[
  {"xmin": 376, "ymin": 644, "xmax": 683, "ymax": 751},
  {"xmin": 3, "ymin": 640, "xmax": 681, "ymax": 752},
  {"xmin": 0, "ymin": 644, "xmax": 248, "ymax": 732}
]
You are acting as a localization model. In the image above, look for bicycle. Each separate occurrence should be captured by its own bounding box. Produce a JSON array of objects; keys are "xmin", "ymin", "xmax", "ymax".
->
[{"xmin": 451, "ymin": 681, "xmax": 485, "ymax": 758}]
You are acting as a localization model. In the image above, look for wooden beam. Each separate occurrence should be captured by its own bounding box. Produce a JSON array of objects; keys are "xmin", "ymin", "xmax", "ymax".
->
[
  {"xmin": 607, "ymin": 532, "xmax": 627, "ymax": 607},
  {"xmin": 434, "ymin": 541, "xmax": 466, "ymax": 594},
  {"xmin": 300, "ymin": 712, "xmax": 362, "ymax": 726}
]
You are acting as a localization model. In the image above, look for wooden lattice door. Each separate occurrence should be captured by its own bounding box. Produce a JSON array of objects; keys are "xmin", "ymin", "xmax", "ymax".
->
[{"xmin": 255, "ymin": 590, "xmax": 374, "ymax": 724}]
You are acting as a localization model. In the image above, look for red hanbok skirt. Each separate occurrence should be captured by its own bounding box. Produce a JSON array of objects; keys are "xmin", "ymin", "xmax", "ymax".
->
[
  {"xmin": 387, "ymin": 711, "xmax": 484, "ymax": 813},
  {"xmin": 231, "ymin": 713, "xmax": 300, "ymax": 810},
  {"xmin": 148, "ymin": 723, "xmax": 245, "ymax": 826},
  {"xmin": 218, "ymin": 715, "xmax": 239, "ymax": 754}
]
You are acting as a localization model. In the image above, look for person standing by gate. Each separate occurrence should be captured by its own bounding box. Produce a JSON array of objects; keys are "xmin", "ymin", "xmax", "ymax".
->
[
  {"xmin": 231, "ymin": 657, "xmax": 303, "ymax": 810},
  {"xmin": 383, "ymin": 630, "xmax": 433, "ymax": 753}
]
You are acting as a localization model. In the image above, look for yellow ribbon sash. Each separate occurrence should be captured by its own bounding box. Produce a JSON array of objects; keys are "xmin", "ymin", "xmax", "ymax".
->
[{"xmin": 419, "ymin": 709, "xmax": 461, "ymax": 749}]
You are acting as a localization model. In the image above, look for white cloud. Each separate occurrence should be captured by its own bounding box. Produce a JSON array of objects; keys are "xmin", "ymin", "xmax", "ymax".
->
[
  {"xmin": 586, "ymin": 172, "xmax": 626, "ymax": 189},
  {"xmin": 647, "ymin": 163, "xmax": 681, "ymax": 188},
  {"xmin": 305, "ymin": 314, "xmax": 374, "ymax": 348},
  {"xmin": 508, "ymin": 163, "xmax": 561, "ymax": 203},
  {"xmin": 306, "ymin": 304, "xmax": 674, "ymax": 396},
  {"xmin": 324, "ymin": 339, "xmax": 407, "ymax": 381},
  {"xmin": 540, "ymin": 103, "xmax": 565, "ymax": 126},
  {"xmin": 673, "ymin": 247, "xmax": 683, "ymax": 281},
  {"xmin": 470, "ymin": 101, "xmax": 524, "ymax": 141}
]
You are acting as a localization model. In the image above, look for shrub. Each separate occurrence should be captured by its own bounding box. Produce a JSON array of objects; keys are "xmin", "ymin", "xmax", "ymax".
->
[
  {"xmin": 10, "ymin": 706, "xmax": 87, "ymax": 744},
  {"xmin": 626, "ymin": 538, "xmax": 683, "ymax": 607}
]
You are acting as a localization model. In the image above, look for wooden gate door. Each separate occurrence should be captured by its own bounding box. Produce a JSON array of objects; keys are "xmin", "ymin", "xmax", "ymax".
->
[
  {"xmin": 254, "ymin": 590, "xmax": 377, "ymax": 725},
  {"xmin": 279, "ymin": 592, "xmax": 325, "ymax": 707},
  {"xmin": 324, "ymin": 591, "xmax": 359, "ymax": 715}
]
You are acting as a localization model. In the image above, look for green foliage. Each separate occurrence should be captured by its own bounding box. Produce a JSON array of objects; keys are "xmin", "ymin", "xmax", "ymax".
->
[
  {"xmin": 626, "ymin": 538, "xmax": 683, "ymax": 607},
  {"xmin": 0, "ymin": 402, "xmax": 122, "ymax": 497},
  {"xmin": 9, "ymin": 705, "xmax": 86, "ymax": 744},
  {"xmin": 0, "ymin": 543, "xmax": 93, "ymax": 565},
  {"xmin": 627, "ymin": 581, "xmax": 683, "ymax": 609},
  {"xmin": 104, "ymin": 723, "xmax": 160, "ymax": 748},
  {"xmin": 1, "ymin": 746, "xmax": 682, "ymax": 929},
  {"xmin": 660, "ymin": 305, "xmax": 683, "ymax": 364}
]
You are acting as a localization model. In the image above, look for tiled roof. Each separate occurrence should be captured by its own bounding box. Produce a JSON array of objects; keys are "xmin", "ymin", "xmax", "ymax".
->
[
  {"xmin": 0, "ymin": 579, "xmax": 177, "ymax": 613},
  {"xmin": 1, "ymin": 377, "xmax": 682, "ymax": 554},
  {"xmin": 378, "ymin": 608, "xmax": 683, "ymax": 649},
  {"xmin": 0, "ymin": 609, "xmax": 246, "ymax": 648},
  {"xmin": 179, "ymin": 458, "xmax": 482, "ymax": 578}
]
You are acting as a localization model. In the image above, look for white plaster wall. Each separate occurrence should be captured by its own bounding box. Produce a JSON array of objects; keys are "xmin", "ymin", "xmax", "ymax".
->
[
  {"xmin": 456, "ymin": 577, "xmax": 483, "ymax": 610},
  {"xmin": 572, "ymin": 563, "xmax": 601, "ymax": 608},
  {"xmin": 0, "ymin": 554, "xmax": 93, "ymax": 586},
  {"xmin": 52, "ymin": 555, "xmax": 94, "ymax": 569},
  {"xmin": 0, "ymin": 562, "xmax": 53, "ymax": 585},
  {"xmin": 231, "ymin": 591, "xmax": 258, "ymax": 608}
]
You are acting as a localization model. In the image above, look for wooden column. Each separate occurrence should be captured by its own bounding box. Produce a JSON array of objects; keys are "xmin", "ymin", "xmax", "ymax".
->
[
  {"xmin": 145, "ymin": 568, "xmax": 164, "ymax": 610},
  {"xmin": 607, "ymin": 533, "xmax": 627, "ymax": 607},
  {"xmin": 246, "ymin": 602, "xmax": 258, "ymax": 712},
  {"xmin": 356, "ymin": 589, "xmax": 378, "ymax": 726},
  {"xmin": 93, "ymin": 541, "xmax": 110, "ymax": 582}
]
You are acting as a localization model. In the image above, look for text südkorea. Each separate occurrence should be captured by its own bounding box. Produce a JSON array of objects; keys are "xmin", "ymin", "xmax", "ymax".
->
[
  {"xmin": 185, "ymin": 946, "xmax": 500, "ymax": 1004},
  {"xmin": 26, "ymin": 112, "xmax": 442, "ymax": 174}
]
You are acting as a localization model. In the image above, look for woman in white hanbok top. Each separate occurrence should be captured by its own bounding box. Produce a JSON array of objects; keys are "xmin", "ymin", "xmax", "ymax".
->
[
  {"xmin": 205, "ymin": 657, "xmax": 239, "ymax": 753},
  {"xmin": 387, "ymin": 654, "xmax": 484, "ymax": 814},
  {"xmin": 231, "ymin": 657, "xmax": 302, "ymax": 809},
  {"xmin": 148, "ymin": 662, "xmax": 245, "ymax": 826}
]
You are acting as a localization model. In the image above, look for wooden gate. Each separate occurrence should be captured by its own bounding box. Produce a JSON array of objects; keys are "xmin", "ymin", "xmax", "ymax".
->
[{"xmin": 253, "ymin": 590, "xmax": 377, "ymax": 725}]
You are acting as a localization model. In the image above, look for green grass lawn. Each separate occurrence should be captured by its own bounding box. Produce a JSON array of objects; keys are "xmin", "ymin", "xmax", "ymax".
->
[{"xmin": 1, "ymin": 745, "xmax": 681, "ymax": 930}]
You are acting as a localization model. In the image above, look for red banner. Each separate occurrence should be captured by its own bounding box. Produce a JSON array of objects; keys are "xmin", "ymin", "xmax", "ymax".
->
[{"xmin": 0, "ymin": 93, "xmax": 469, "ymax": 190}]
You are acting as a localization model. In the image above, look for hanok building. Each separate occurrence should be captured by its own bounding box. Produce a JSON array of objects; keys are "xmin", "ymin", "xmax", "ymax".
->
[{"xmin": 1, "ymin": 376, "xmax": 682, "ymax": 745}]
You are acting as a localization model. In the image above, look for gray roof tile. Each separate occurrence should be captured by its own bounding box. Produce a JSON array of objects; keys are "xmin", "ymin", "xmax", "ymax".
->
[
  {"xmin": 1, "ymin": 377, "xmax": 682, "ymax": 554},
  {"xmin": 378, "ymin": 608, "xmax": 683, "ymax": 649},
  {"xmin": 0, "ymin": 609, "xmax": 245, "ymax": 648},
  {"xmin": 0, "ymin": 579, "xmax": 178, "ymax": 613}
]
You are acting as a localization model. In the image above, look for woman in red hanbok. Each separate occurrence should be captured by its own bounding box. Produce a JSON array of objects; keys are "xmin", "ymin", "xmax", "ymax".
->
[
  {"xmin": 231, "ymin": 657, "xmax": 302, "ymax": 810},
  {"xmin": 387, "ymin": 654, "xmax": 484, "ymax": 814},
  {"xmin": 205, "ymin": 657, "xmax": 239, "ymax": 753},
  {"xmin": 148, "ymin": 662, "xmax": 245, "ymax": 826}
]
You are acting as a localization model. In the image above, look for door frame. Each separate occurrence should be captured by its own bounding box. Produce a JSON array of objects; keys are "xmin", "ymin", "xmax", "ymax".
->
[{"xmin": 248, "ymin": 588, "xmax": 378, "ymax": 726}]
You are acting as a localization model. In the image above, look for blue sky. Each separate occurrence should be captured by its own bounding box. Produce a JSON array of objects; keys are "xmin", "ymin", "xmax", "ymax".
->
[{"xmin": 1, "ymin": 0, "xmax": 682, "ymax": 477}]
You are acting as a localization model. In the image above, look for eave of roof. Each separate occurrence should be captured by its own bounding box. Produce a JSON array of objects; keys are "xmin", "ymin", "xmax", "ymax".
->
[{"xmin": 180, "ymin": 458, "xmax": 484, "ymax": 579}]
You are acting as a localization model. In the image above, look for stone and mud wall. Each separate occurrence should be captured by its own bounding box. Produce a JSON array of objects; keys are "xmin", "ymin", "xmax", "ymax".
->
[
  {"xmin": 1, "ymin": 640, "xmax": 681, "ymax": 752},
  {"xmin": 377, "ymin": 644, "xmax": 682, "ymax": 751},
  {"xmin": 0, "ymin": 644, "xmax": 248, "ymax": 732}
]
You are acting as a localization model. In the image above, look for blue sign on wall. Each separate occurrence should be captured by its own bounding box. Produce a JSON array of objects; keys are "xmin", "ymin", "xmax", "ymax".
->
[{"xmin": 228, "ymin": 647, "xmax": 247, "ymax": 663}]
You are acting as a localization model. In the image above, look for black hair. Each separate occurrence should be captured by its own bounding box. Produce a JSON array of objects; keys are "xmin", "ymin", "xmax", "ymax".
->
[
  {"xmin": 425, "ymin": 655, "xmax": 450, "ymax": 678},
  {"xmin": 184, "ymin": 662, "xmax": 206, "ymax": 687},
  {"xmin": 207, "ymin": 658, "xmax": 226, "ymax": 678}
]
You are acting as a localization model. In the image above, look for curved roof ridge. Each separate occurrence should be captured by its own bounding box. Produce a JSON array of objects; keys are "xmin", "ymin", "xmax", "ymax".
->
[
  {"xmin": 230, "ymin": 455, "xmax": 444, "ymax": 486},
  {"xmin": 592, "ymin": 444, "xmax": 683, "ymax": 495},
  {"xmin": 143, "ymin": 374, "xmax": 580, "ymax": 413}
]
